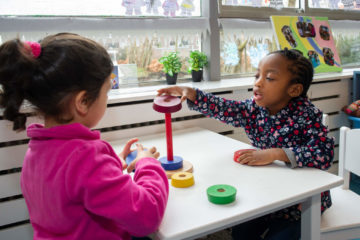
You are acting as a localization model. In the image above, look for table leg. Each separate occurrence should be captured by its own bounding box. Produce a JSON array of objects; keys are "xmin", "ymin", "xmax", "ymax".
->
[{"xmin": 301, "ymin": 194, "xmax": 321, "ymax": 240}]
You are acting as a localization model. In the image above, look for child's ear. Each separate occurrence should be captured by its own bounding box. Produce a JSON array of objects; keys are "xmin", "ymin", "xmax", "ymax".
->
[
  {"xmin": 288, "ymin": 83, "xmax": 303, "ymax": 98},
  {"xmin": 74, "ymin": 90, "xmax": 90, "ymax": 116}
]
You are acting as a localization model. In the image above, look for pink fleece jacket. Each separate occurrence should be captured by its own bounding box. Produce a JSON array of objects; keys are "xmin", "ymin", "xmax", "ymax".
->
[{"xmin": 21, "ymin": 123, "xmax": 169, "ymax": 240}]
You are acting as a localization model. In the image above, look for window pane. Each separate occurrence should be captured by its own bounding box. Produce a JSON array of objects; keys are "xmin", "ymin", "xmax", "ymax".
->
[
  {"xmin": 308, "ymin": 0, "xmax": 360, "ymax": 10},
  {"xmin": 221, "ymin": 0, "xmax": 299, "ymax": 8},
  {"xmin": 220, "ymin": 21, "xmax": 277, "ymax": 77},
  {"xmin": 0, "ymin": 30, "xmax": 201, "ymax": 87},
  {"xmin": 0, "ymin": 0, "xmax": 201, "ymax": 17},
  {"xmin": 331, "ymin": 20, "xmax": 360, "ymax": 67}
]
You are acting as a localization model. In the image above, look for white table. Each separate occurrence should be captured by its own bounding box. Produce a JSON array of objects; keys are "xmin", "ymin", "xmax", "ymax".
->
[{"xmin": 110, "ymin": 127, "xmax": 343, "ymax": 240}]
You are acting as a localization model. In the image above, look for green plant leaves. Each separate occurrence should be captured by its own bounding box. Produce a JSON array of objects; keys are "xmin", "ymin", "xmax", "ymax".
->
[
  {"xmin": 188, "ymin": 50, "xmax": 208, "ymax": 73},
  {"xmin": 159, "ymin": 52, "xmax": 182, "ymax": 76}
]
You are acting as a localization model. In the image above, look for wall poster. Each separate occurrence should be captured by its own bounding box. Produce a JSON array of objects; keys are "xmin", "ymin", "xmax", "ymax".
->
[{"xmin": 270, "ymin": 16, "xmax": 342, "ymax": 73}]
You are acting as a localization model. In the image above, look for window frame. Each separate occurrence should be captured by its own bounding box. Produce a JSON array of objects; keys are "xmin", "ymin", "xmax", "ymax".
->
[
  {"xmin": 218, "ymin": 0, "xmax": 360, "ymax": 20},
  {"xmin": 304, "ymin": 5, "xmax": 360, "ymax": 20},
  {"xmin": 218, "ymin": 0, "xmax": 304, "ymax": 20}
]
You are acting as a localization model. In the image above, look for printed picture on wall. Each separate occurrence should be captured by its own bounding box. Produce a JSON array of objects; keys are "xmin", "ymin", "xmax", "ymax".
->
[
  {"xmin": 111, "ymin": 66, "xmax": 119, "ymax": 89},
  {"xmin": 270, "ymin": 16, "xmax": 342, "ymax": 73}
]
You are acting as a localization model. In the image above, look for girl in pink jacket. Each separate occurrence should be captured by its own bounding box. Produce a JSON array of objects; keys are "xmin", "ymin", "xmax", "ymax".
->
[{"xmin": 0, "ymin": 33, "xmax": 169, "ymax": 240}]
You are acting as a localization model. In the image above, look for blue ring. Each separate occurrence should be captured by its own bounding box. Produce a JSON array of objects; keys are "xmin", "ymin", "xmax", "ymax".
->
[
  {"xmin": 125, "ymin": 150, "xmax": 138, "ymax": 166},
  {"xmin": 159, "ymin": 156, "xmax": 183, "ymax": 170}
]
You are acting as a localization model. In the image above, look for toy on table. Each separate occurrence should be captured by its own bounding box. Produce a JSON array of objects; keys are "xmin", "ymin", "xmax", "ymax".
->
[
  {"xmin": 171, "ymin": 172, "xmax": 194, "ymax": 188},
  {"xmin": 153, "ymin": 95, "xmax": 193, "ymax": 179},
  {"xmin": 233, "ymin": 149, "xmax": 256, "ymax": 163},
  {"xmin": 206, "ymin": 184, "xmax": 237, "ymax": 204}
]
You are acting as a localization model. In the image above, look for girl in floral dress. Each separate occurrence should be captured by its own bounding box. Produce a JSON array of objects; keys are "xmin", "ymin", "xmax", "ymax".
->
[{"xmin": 157, "ymin": 48, "xmax": 334, "ymax": 239}]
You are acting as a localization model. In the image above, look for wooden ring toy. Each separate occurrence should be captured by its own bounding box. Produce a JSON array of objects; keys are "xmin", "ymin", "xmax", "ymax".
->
[
  {"xmin": 171, "ymin": 172, "xmax": 194, "ymax": 188},
  {"xmin": 207, "ymin": 184, "xmax": 237, "ymax": 204},
  {"xmin": 153, "ymin": 95, "xmax": 182, "ymax": 113},
  {"xmin": 153, "ymin": 95, "xmax": 184, "ymax": 171},
  {"xmin": 159, "ymin": 156, "xmax": 183, "ymax": 171},
  {"xmin": 125, "ymin": 150, "xmax": 138, "ymax": 166}
]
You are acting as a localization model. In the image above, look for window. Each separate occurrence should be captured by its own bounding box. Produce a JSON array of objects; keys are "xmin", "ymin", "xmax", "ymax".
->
[
  {"xmin": 331, "ymin": 20, "xmax": 360, "ymax": 67},
  {"xmin": 218, "ymin": 0, "xmax": 360, "ymax": 78},
  {"xmin": 0, "ymin": 0, "xmax": 359, "ymax": 87},
  {"xmin": 308, "ymin": 0, "xmax": 360, "ymax": 10},
  {"xmin": 218, "ymin": 0, "xmax": 302, "ymax": 20},
  {"xmin": 0, "ymin": 0, "xmax": 206, "ymax": 87},
  {"xmin": 220, "ymin": 19, "xmax": 277, "ymax": 77},
  {"xmin": 0, "ymin": 0, "xmax": 201, "ymax": 17},
  {"xmin": 221, "ymin": 0, "xmax": 300, "ymax": 8}
]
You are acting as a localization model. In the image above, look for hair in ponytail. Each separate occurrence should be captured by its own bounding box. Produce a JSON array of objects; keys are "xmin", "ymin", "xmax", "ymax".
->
[
  {"xmin": 0, "ymin": 39, "xmax": 37, "ymax": 131},
  {"xmin": 0, "ymin": 33, "xmax": 113, "ymax": 131}
]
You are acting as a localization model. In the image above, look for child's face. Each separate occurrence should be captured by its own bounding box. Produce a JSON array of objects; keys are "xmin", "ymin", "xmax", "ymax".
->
[
  {"xmin": 253, "ymin": 53, "xmax": 297, "ymax": 115},
  {"xmin": 83, "ymin": 75, "xmax": 112, "ymax": 128}
]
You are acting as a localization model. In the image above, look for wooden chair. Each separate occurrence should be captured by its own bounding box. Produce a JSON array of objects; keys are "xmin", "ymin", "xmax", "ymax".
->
[{"xmin": 321, "ymin": 126, "xmax": 360, "ymax": 240}]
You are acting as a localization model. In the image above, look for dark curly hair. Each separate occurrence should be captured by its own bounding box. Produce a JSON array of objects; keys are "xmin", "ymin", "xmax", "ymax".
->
[
  {"xmin": 268, "ymin": 48, "xmax": 314, "ymax": 98},
  {"xmin": 0, "ymin": 33, "xmax": 113, "ymax": 131}
]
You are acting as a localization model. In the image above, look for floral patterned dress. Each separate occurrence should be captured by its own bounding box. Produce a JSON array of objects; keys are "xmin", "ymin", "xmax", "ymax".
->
[{"xmin": 188, "ymin": 89, "xmax": 335, "ymax": 221}]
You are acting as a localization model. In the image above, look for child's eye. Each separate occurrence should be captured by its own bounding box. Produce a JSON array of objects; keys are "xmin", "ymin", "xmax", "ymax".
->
[
  {"xmin": 266, "ymin": 77, "xmax": 274, "ymax": 81},
  {"xmin": 254, "ymin": 74, "xmax": 260, "ymax": 79}
]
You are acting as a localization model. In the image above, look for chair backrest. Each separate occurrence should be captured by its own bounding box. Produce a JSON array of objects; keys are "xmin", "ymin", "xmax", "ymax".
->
[
  {"xmin": 322, "ymin": 113, "xmax": 329, "ymax": 127},
  {"xmin": 338, "ymin": 126, "xmax": 360, "ymax": 190}
]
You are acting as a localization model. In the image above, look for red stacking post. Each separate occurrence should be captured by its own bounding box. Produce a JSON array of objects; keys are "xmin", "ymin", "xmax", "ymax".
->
[
  {"xmin": 165, "ymin": 112, "xmax": 174, "ymax": 161},
  {"xmin": 153, "ymin": 95, "xmax": 183, "ymax": 171}
]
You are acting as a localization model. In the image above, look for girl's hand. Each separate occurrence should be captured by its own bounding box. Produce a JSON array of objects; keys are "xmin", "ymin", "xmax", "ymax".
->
[
  {"xmin": 118, "ymin": 138, "xmax": 139, "ymax": 170},
  {"xmin": 127, "ymin": 144, "xmax": 160, "ymax": 173},
  {"xmin": 157, "ymin": 86, "xmax": 196, "ymax": 102},
  {"xmin": 236, "ymin": 149, "xmax": 284, "ymax": 166}
]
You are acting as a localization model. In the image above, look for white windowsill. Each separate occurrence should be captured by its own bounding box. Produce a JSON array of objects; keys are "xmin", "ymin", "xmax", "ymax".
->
[{"xmin": 108, "ymin": 68, "xmax": 360, "ymax": 104}]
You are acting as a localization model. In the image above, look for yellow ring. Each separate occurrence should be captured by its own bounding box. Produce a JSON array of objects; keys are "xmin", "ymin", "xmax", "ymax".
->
[{"xmin": 171, "ymin": 172, "xmax": 194, "ymax": 188}]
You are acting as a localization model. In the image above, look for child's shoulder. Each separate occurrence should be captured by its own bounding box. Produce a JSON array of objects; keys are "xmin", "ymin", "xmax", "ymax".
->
[
  {"xmin": 66, "ymin": 139, "xmax": 120, "ymax": 169},
  {"xmin": 78, "ymin": 138, "xmax": 115, "ymax": 155},
  {"xmin": 292, "ymin": 97, "xmax": 322, "ymax": 119}
]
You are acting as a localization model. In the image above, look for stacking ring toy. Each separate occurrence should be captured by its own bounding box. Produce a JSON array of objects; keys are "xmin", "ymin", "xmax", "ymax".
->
[
  {"xmin": 153, "ymin": 95, "xmax": 182, "ymax": 113},
  {"xmin": 207, "ymin": 184, "xmax": 237, "ymax": 204},
  {"xmin": 153, "ymin": 95, "xmax": 184, "ymax": 171},
  {"xmin": 171, "ymin": 172, "xmax": 194, "ymax": 188},
  {"xmin": 125, "ymin": 150, "xmax": 138, "ymax": 166}
]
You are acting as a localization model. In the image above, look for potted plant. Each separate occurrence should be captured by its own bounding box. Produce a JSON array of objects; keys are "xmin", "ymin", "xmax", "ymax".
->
[
  {"xmin": 188, "ymin": 50, "xmax": 208, "ymax": 82},
  {"xmin": 159, "ymin": 52, "xmax": 182, "ymax": 85}
]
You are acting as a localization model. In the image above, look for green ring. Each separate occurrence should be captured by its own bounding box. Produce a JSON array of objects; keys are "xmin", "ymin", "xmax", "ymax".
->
[{"xmin": 206, "ymin": 184, "xmax": 237, "ymax": 204}]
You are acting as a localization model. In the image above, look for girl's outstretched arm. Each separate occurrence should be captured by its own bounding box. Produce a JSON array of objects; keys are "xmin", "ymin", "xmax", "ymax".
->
[{"xmin": 186, "ymin": 88, "xmax": 250, "ymax": 128}]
